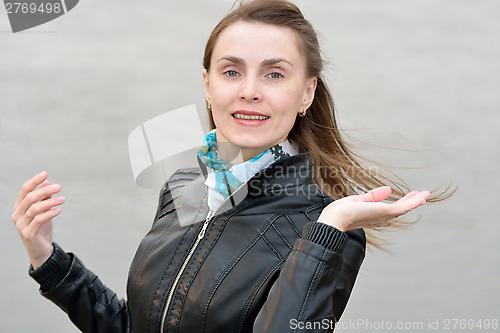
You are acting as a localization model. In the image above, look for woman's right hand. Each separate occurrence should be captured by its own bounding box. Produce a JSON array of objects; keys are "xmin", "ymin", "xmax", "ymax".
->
[
  {"xmin": 317, "ymin": 186, "xmax": 431, "ymax": 232},
  {"xmin": 11, "ymin": 171, "xmax": 65, "ymax": 270}
]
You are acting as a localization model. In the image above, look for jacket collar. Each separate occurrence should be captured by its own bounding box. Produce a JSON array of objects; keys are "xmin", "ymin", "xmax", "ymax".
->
[
  {"xmin": 197, "ymin": 152, "xmax": 314, "ymax": 196},
  {"xmin": 197, "ymin": 151, "xmax": 312, "ymax": 185},
  {"xmin": 178, "ymin": 152, "xmax": 316, "ymax": 220},
  {"xmin": 247, "ymin": 152, "xmax": 314, "ymax": 196}
]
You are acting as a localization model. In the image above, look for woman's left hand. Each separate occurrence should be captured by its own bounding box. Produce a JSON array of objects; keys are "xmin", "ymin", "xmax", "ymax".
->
[{"xmin": 317, "ymin": 186, "xmax": 431, "ymax": 232}]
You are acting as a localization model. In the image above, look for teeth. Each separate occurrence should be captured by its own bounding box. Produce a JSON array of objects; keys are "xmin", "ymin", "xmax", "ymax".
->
[{"xmin": 233, "ymin": 114, "xmax": 269, "ymax": 120}]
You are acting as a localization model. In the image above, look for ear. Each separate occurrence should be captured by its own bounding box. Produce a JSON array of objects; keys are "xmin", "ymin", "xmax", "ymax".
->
[
  {"xmin": 202, "ymin": 68, "xmax": 211, "ymax": 103},
  {"xmin": 301, "ymin": 76, "xmax": 317, "ymax": 110}
]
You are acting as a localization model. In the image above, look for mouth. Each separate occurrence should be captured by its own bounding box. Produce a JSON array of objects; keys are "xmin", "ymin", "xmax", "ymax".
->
[
  {"xmin": 232, "ymin": 114, "xmax": 270, "ymax": 120},
  {"xmin": 231, "ymin": 110, "xmax": 270, "ymax": 121}
]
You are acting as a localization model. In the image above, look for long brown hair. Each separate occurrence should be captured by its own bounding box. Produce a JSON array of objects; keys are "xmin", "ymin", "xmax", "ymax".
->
[{"xmin": 202, "ymin": 0, "xmax": 453, "ymax": 247}]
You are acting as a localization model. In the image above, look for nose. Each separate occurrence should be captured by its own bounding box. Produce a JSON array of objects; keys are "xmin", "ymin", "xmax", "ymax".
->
[{"xmin": 239, "ymin": 75, "xmax": 261, "ymax": 102}]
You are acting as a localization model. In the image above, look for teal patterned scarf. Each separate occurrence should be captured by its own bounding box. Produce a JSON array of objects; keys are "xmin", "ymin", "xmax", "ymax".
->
[{"xmin": 197, "ymin": 129, "xmax": 297, "ymax": 208}]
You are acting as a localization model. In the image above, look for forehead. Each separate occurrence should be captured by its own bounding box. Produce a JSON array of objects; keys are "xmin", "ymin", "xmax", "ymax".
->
[{"xmin": 212, "ymin": 21, "xmax": 304, "ymax": 65}]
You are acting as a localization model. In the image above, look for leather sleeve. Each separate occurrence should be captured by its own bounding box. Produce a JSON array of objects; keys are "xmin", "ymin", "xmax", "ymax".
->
[
  {"xmin": 29, "ymin": 243, "xmax": 131, "ymax": 333},
  {"xmin": 253, "ymin": 225, "xmax": 366, "ymax": 333}
]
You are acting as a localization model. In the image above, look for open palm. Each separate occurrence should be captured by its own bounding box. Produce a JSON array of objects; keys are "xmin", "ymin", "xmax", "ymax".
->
[{"xmin": 318, "ymin": 186, "xmax": 431, "ymax": 232}]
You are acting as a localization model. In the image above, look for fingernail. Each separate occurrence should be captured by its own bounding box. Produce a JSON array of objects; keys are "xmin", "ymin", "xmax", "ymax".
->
[
  {"xmin": 51, "ymin": 184, "xmax": 61, "ymax": 190},
  {"xmin": 57, "ymin": 196, "xmax": 66, "ymax": 203},
  {"xmin": 39, "ymin": 171, "xmax": 47, "ymax": 177}
]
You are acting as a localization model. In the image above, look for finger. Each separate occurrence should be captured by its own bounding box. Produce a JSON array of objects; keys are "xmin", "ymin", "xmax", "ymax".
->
[
  {"xmin": 15, "ymin": 184, "xmax": 61, "ymax": 221},
  {"xmin": 25, "ymin": 196, "xmax": 65, "ymax": 223},
  {"xmin": 362, "ymin": 186, "xmax": 392, "ymax": 202},
  {"xmin": 397, "ymin": 191, "xmax": 419, "ymax": 202},
  {"xmin": 31, "ymin": 207, "xmax": 62, "ymax": 227},
  {"xmin": 421, "ymin": 191, "xmax": 431, "ymax": 201},
  {"xmin": 388, "ymin": 192, "xmax": 429, "ymax": 216},
  {"xmin": 14, "ymin": 171, "xmax": 48, "ymax": 210},
  {"xmin": 407, "ymin": 191, "xmax": 431, "ymax": 204},
  {"xmin": 23, "ymin": 207, "xmax": 62, "ymax": 238},
  {"xmin": 40, "ymin": 180, "xmax": 52, "ymax": 200}
]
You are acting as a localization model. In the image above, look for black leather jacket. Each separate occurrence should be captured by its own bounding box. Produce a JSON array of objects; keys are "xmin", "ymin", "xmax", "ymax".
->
[{"xmin": 30, "ymin": 153, "xmax": 366, "ymax": 333}]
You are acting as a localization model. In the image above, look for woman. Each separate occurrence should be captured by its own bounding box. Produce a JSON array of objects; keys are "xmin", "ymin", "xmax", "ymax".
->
[{"xmin": 11, "ymin": 0, "xmax": 433, "ymax": 332}]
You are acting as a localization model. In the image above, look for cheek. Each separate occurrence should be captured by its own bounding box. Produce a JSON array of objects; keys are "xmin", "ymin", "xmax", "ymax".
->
[
  {"xmin": 211, "ymin": 106, "xmax": 226, "ymax": 124},
  {"xmin": 211, "ymin": 76, "xmax": 236, "ymax": 94},
  {"xmin": 284, "ymin": 85, "xmax": 304, "ymax": 105},
  {"xmin": 211, "ymin": 84, "xmax": 235, "ymax": 107},
  {"xmin": 274, "ymin": 87, "xmax": 303, "ymax": 115}
]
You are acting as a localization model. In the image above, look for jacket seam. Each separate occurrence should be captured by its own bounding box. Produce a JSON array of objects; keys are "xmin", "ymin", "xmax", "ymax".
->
[
  {"xmin": 302, "ymin": 202, "xmax": 324, "ymax": 214},
  {"xmin": 295, "ymin": 257, "xmax": 327, "ymax": 332},
  {"xmin": 271, "ymin": 223, "xmax": 293, "ymax": 250},
  {"xmin": 147, "ymin": 224, "xmax": 196, "ymax": 333},
  {"xmin": 133, "ymin": 214, "xmax": 175, "ymax": 287},
  {"xmin": 283, "ymin": 214, "xmax": 302, "ymax": 238},
  {"xmin": 156, "ymin": 171, "xmax": 198, "ymax": 221},
  {"xmin": 148, "ymin": 174, "xmax": 201, "ymax": 331},
  {"xmin": 93, "ymin": 293, "xmax": 117, "ymax": 309},
  {"xmin": 93, "ymin": 285, "xmax": 108, "ymax": 303},
  {"xmin": 161, "ymin": 176, "xmax": 192, "ymax": 212},
  {"xmin": 159, "ymin": 223, "xmax": 204, "ymax": 332},
  {"xmin": 155, "ymin": 207, "xmax": 175, "ymax": 222},
  {"xmin": 89, "ymin": 274, "xmax": 98, "ymax": 287},
  {"xmin": 261, "ymin": 235, "xmax": 282, "ymax": 259},
  {"xmin": 263, "ymin": 183, "xmax": 309, "ymax": 195},
  {"xmin": 237, "ymin": 258, "xmax": 285, "ymax": 332},
  {"xmin": 200, "ymin": 212, "xmax": 283, "ymax": 332},
  {"xmin": 172, "ymin": 215, "xmax": 224, "ymax": 333},
  {"xmin": 201, "ymin": 207, "xmax": 323, "ymax": 331}
]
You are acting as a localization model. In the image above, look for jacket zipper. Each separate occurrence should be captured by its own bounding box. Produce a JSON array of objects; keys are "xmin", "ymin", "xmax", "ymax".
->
[{"xmin": 159, "ymin": 177, "xmax": 254, "ymax": 332}]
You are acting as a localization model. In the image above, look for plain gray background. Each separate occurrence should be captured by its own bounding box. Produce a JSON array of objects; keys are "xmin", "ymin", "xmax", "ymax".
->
[{"xmin": 1, "ymin": 0, "xmax": 498, "ymax": 332}]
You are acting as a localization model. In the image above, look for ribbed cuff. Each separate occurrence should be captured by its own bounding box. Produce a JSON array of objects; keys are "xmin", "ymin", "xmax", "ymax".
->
[
  {"xmin": 28, "ymin": 242, "xmax": 72, "ymax": 292},
  {"xmin": 302, "ymin": 222, "xmax": 347, "ymax": 253}
]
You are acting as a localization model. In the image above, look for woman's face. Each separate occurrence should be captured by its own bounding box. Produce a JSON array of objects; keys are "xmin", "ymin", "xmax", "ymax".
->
[{"xmin": 203, "ymin": 21, "xmax": 317, "ymax": 160}]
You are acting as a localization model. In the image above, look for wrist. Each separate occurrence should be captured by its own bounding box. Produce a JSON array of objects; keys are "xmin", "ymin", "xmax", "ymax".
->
[
  {"xmin": 30, "ymin": 244, "xmax": 55, "ymax": 270},
  {"xmin": 29, "ymin": 243, "xmax": 73, "ymax": 292},
  {"xmin": 302, "ymin": 222, "xmax": 348, "ymax": 253},
  {"xmin": 317, "ymin": 213, "xmax": 347, "ymax": 232}
]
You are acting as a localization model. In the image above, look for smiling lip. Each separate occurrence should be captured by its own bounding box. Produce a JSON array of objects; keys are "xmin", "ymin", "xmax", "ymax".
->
[
  {"xmin": 231, "ymin": 110, "xmax": 269, "ymax": 125},
  {"xmin": 232, "ymin": 110, "xmax": 269, "ymax": 117}
]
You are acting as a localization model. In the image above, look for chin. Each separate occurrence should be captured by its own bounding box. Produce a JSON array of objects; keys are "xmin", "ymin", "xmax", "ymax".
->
[
  {"xmin": 229, "ymin": 137, "xmax": 269, "ymax": 149},
  {"xmin": 219, "ymin": 127, "xmax": 282, "ymax": 150}
]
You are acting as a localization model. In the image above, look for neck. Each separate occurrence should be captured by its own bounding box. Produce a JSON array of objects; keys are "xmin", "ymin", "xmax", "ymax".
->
[
  {"xmin": 216, "ymin": 142, "xmax": 268, "ymax": 163},
  {"xmin": 214, "ymin": 130, "xmax": 288, "ymax": 163},
  {"xmin": 240, "ymin": 147, "xmax": 269, "ymax": 162},
  {"xmin": 217, "ymin": 141, "xmax": 288, "ymax": 163}
]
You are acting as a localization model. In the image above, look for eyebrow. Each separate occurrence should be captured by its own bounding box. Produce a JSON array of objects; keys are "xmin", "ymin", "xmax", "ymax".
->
[{"xmin": 216, "ymin": 56, "xmax": 293, "ymax": 68}]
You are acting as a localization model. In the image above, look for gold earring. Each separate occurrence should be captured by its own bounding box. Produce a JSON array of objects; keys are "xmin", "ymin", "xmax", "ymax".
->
[
  {"xmin": 298, "ymin": 109, "xmax": 307, "ymax": 117},
  {"xmin": 207, "ymin": 102, "xmax": 212, "ymax": 111}
]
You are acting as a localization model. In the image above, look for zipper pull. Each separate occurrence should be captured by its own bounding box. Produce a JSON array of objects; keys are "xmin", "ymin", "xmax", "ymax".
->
[{"xmin": 198, "ymin": 210, "xmax": 214, "ymax": 239}]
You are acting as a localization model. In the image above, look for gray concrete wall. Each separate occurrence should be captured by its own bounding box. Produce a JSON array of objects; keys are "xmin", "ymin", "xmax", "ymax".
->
[{"xmin": 1, "ymin": 1, "xmax": 498, "ymax": 332}]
